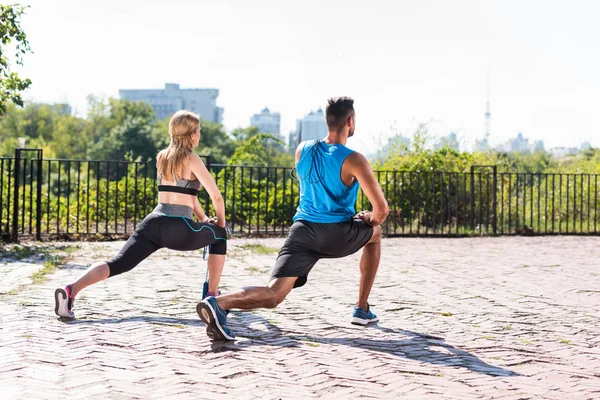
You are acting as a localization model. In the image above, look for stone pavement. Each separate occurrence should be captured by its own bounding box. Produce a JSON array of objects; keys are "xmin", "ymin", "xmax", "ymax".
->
[{"xmin": 1, "ymin": 236, "xmax": 599, "ymax": 399}]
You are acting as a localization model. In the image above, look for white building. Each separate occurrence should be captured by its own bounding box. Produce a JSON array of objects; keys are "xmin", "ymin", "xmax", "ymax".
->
[
  {"xmin": 435, "ymin": 132, "xmax": 460, "ymax": 151},
  {"xmin": 511, "ymin": 132, "xmax": 529, "ymax": 152},
  {"xmin": 550, "ymin": 147, "xmax": 578, "ymax": 158},
  {"xmin": 581, "ymin": 141, "xmax": 592, "ymax": 151},
  {"xmin": 301, "ymin": 109, "xmax": 328, "ymax": 142},
  {"xmin": 119, "ymin": 83, "xmax": 224, "ymax": 123},
  {"xmin": 475, "ymin": 138, "xmax": 489, "ymax": 152},
  {"xmin": 532, "ymin": 140, "xmax": 545, "ymax": 152},
  {"xmin": 288, "ymin": 109, "xmax": 328, "ymax": 149},
  {"xmin": 251, "ymin": 107, "xmax": 281, "ymax": 135}
]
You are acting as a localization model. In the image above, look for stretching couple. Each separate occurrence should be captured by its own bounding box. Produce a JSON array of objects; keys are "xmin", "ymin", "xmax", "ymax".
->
[{"xmin": 55, "ymin": 97, "xmax": 389, "ymax": 342}]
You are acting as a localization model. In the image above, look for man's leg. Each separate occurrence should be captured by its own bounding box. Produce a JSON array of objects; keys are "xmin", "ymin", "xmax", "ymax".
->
[
  {"xmin": 197, "ymin": 277, "xmax": 297, "ymax": 341},
  {"xmin": 216, "ymin": 277, "xmax": 297, "ymax": 310},
  {"xmin": 357, "ymin": 225, "xmax": 382, "ymax": 310}
]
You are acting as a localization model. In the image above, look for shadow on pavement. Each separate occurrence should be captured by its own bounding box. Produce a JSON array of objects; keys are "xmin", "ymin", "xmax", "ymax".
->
[
  {"xmin": 63, "ymin": 315, "xmax": 204, "ymax": 327},
  {"xmin": 212, "ymin": 313, "xmax": 518, "ymax": 377},
  {"xmin": 63, "ymin": 311, "xmax": 517, "ymax": 377}
]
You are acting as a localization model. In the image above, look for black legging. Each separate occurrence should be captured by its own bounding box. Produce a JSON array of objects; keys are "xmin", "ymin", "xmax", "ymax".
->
[{"xmin": 106, "ymin": 213, "xmax": 227, "ymax": 277}]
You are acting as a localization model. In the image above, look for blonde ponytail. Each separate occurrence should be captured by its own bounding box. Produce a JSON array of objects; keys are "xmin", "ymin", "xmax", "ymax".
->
[{"xmin": 156, "ymin": 110, "xmax": 200, "ymax": 181}]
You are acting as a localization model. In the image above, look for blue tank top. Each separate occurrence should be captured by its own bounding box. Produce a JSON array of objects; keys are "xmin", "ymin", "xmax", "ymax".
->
[{"xmin": 293, "ymin": 140, "xmax": 359, "ymax": 223}]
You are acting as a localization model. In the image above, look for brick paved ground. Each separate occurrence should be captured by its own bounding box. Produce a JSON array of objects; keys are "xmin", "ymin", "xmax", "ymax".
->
[{"xmin": 1, "ymin": 237, "xmax": 599, "ymax": 399}]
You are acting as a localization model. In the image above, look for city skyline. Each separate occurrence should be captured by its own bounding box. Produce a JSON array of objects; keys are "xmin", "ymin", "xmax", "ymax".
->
[{"xmin": 15, "ymin": 0, "xmax": 600, "ymax": 154}]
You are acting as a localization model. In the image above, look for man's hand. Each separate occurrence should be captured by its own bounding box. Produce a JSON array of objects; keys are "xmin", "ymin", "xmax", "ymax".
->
[{"xmin": 354, "ymin": 210, "xmax": 375, "ymax": 226}]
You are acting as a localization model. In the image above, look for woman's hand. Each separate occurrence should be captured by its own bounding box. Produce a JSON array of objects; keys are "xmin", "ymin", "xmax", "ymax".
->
[{"xmin": 204, "ymin": 216, "xmax": 225, "ymax": 228}]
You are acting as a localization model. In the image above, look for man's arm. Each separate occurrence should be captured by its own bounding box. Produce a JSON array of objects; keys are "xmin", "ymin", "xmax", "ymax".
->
[{"xmin": 347, "ymin": 152, "xmax": 389, "ymax": 226}]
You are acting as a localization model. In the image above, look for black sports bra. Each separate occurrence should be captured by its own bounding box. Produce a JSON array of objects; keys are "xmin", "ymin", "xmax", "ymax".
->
[{"xmin": 157, "ymin": 174, "xmax": 202, "ymax": 196}]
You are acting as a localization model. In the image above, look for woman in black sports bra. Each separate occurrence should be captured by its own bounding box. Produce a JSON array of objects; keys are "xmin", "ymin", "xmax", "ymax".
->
[{"xmin": 54, "ymin": 110, "xmax": 229, "ymax": 319}]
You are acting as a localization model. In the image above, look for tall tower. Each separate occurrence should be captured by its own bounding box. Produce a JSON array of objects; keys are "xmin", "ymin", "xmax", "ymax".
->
[
  {"xmin": 484, "ymin": 69, "xmax": 491, "ymax": 144},
  {"xmin": 476, "ymin": 70, "xmax": 491, "ymax": 152}
]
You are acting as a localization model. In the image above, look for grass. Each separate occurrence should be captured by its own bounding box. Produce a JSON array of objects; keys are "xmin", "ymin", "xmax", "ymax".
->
[
  {"xmin": 238, "ymin": 243, "xmax": 279, "ymax": 255},
  {"xmin": 302, "ymin": 339, "xmax": 320, "ymax": 348},
  {"xmin": 1, "ymin": 244, "xmax": 78, "ymax": 294},
  {"xmin": 559, "ymin": 338, "xmax": 571, "ymax": 345},
  {"xmin": 439, "ymin": 312, "xmax": 452, "ymax": 317},
  {"xmin": 501, "ymin": 325, "xmax": 513, "ymax": 331},
  {"xmin": 29, "ymin": 257, "xmax": 61, "ymax": 284},
  {"xmin": 150, "ymin": 322, "xmax": 186, "ymax": 329},
  {"xmin": 521, "ymin": 339, "xmax": 532, "ymax": 345},
  {"xmin": 480, "ymin": 335, "xmax": 496, "ymax": 340}
]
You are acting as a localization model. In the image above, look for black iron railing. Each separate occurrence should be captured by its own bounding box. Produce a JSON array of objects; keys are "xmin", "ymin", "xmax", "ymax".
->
[{"xmin": 1, "ymin": 150, "xmax": 599, "ymax": 241}]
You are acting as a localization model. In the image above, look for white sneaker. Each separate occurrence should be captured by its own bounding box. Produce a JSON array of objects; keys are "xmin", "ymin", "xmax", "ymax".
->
[{"xmin": 54, "ymin": 286, "xmax": 75, "ymax": 318}]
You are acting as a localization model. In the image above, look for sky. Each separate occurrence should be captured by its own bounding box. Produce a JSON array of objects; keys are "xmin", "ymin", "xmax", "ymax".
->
[{"xmin": 15, "ymin": 0, "xmax": 600, "ymax": 153}]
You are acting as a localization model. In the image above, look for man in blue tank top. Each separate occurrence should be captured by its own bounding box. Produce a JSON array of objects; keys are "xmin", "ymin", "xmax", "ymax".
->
[{"xmin": 197, "ymin": 97, "xmax": 389, "ymax": 341}]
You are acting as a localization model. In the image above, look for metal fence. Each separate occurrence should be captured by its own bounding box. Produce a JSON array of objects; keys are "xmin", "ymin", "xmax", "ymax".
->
[{"xmin": 1, "ymin": 149, "xmax": 599, "ymax": 241}]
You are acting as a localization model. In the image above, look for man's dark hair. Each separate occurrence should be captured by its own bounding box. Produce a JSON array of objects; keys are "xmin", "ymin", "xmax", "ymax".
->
[{"xmin": 325, "ymin": 97, "xmax": 354, "ymax": 132}]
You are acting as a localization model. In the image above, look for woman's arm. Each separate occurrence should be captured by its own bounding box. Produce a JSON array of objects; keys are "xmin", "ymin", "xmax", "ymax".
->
[
  {"xmin": 189, "ymin": 154, "xmax": 226, "ymax": 228},
  {"xmin": 193, "ymin": 198, "xmax": 209, "ymax": 222}
]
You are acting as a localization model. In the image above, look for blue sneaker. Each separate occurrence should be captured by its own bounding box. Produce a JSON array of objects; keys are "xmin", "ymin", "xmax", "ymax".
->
[
  {"xmin": 196, "ymin": 296, "xmax": 235, "ymax": 341},
  {"xmin": 202, "ymin": 287, "xmax": 229, "ymax": 315},
  {"xmin": 351, "ymin": 304, "xmax": 379, "ymax": 325}
]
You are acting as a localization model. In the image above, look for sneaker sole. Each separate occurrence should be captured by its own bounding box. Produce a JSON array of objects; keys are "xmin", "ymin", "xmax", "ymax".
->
[
  {"xmin": 196, "ymin": 301, "xmax": 235, "ymax": 341},
  {"xmin": 350, "ymin": 317, "xmax": 379, "ymax": 326},
  {"xmin": 54, "ymin": 288, "xmax": 74, "ymax": 318}
]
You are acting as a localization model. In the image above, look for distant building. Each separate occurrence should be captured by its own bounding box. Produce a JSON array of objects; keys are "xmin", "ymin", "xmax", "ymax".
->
[
  {"xmin": 300, "ymin": 109, "xmax": 328, "ymax": 141},
  {"xmin": 288, "ymin": 109, "xmax": 328, "ymax": 149},
  {"xmin": 435, "ymin": 132, "xmax": 460, "ymax": 151},
  {"xmin": 52, "ymin": 103, "xmax": 72, "ymax": 116},
  {"xmin": 550, "ymin": 147, "xmax": 578, "ymax": 158},
  {"xmin": 581, "ymin": 141, "xmax": 592, "ymax": 151},
  {"xmin": 532, "ymin": 140, "xmax": 545, "ymax": 152},
  {"xmin": 495, "ymin": 132, "xmax": 543, "ymax": 153},
  {"xmin": 251, "ymin": 107, "xmax": 281, "ymax": 135},
  {"xmin": 511, "ymin": 132, "xmax": 529, "ymax": 153},
  {"xmin": 475, "ymin": 138, "xmax": 489, "ymax": 152},
  {"xmin": 119, "ymin": 83, "xmax": 224, "ymax": 123},
  {"xmin": 374, "ymin": 135, "xmax": 411, "ymax": 161}
]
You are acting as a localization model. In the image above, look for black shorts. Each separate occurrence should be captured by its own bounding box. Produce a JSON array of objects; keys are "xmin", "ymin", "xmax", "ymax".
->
[
  {"xmin": 270, "ymin": 218, "xmax": 374, "ymax": 288},
  {"xmin": 106, "ymin": 213, "xmax": 227, "ymax": 277}
]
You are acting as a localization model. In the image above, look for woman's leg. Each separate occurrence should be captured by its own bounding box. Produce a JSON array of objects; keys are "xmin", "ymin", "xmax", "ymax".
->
[
  {"xmin": 207, "ymin": 254, "xmax": 225, "ymax": 294},
  {"xmin": 70, "ymin": 262, "xmax": 110, "ymax": 298},
  {"xmin": 69, "ymin": 232, "xmax": 160, "ymax": 298},
  {"xmin": 205, "ymin": 234, "xmax": 227, "ymax": 295}
]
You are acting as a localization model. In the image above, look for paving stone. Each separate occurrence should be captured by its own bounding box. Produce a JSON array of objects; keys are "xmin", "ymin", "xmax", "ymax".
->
[{"xmin": 0, "ymin": 237, "xmax": 599, "ymax": 398}]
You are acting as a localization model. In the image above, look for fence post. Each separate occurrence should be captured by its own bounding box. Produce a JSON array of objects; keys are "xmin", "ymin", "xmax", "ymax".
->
[
  {"xmin": 36, "ymin": 150, "xmax": 43, "ymax": 240},
  {"xmin": 492, "ymin": 165, "xmax": 498, "ymax": 235},
  {"xmin": 470, "ymin": 166, "xmax": 475, "ymax": 231},
  {"xmin": 12, "ymin": 149, "xmax": 21, "ymax": 242},
  {"xmin": 204, "ymin": 156, "xmax": 211, "ymax": 213}
]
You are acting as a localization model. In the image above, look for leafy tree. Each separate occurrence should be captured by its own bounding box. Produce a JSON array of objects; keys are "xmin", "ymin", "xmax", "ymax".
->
[
  {"xmin": 0, "ymin": 102, "xmax": 71, "ymax": 157},
  {"xmin": 231, "ymin": 126, "xmax": 260, "ymax": 142},
  {"xmin": 0, "ymin": 4, "xmax": 32, "ymax": 115},
  {"xmin": 196, "ymin": 120, "xmax": 236, "ymax": 165},
  {"xmin": 228, "ymin": 134, "xmax": 290, "ymax": 166},
  {"xmin": 88, "ymin": 99, "xmax": 164, "ymax": 162}
]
